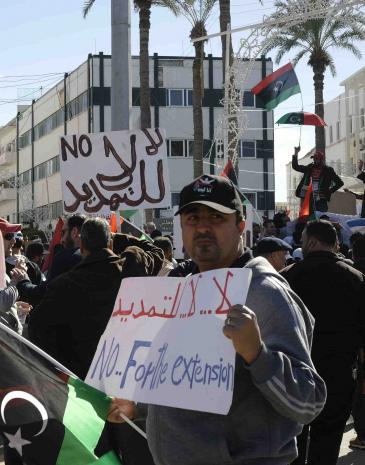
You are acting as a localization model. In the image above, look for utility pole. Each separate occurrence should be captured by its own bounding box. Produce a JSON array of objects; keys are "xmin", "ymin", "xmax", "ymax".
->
[{"xmin": 111, "ymin": 0, "xmax": 131, "ymax": 131}]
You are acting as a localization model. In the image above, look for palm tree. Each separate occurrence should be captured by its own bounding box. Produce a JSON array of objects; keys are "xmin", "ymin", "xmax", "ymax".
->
[
  {"xmin": 83, "ymin": 0, "xmax": 180, "ymax": 130},
  {"xmin": 175, "ymin": 0, "xmax": 217, "ymax": 177},
  {"xmin": 264, "ymin": 0, "xmax": 365, "ymax": 153}
]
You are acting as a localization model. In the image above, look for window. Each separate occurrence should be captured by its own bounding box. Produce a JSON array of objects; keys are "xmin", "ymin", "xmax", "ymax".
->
[
  {"xmin": 350, "ymin": 117, "xmax": 353, "ymax": 134},
  {"xmin": 167, "ymin": 89, "xmax": 193, "ymax": 106},
  {"xmin": 239, "ymin": 140, "xmax": 256, "ymax": 158},
  {"xmin": 20, "ymin": 170, "xmax": 31, "ymax": 185},
  {"xmin": 243, "ymin": 192, "xmax": 257, "ymax": 208},
  {"xmin": 329, "ymin": 126, "xmax": 333, "ymax": 144},
  {"xmin": 186, "ymin": 89, "xmax": 193, "ymax": 106},
  {"xmin": 336, "ymin": 121, "xmax": 340, "ymax": 141},
  {"xmin": 243, "ymin": 91, "xmax": 255, "ymax": 107},
  {"xmin": 168, "ymin": 89, "xmax": 184, "ymax": 106},
  {"xmin": 169, "ymin": 140, "xmax": 185, "ymax": 157},
  {"xmin": 361, "ymin": 109, "xmax": 365, "ymax": 129}
]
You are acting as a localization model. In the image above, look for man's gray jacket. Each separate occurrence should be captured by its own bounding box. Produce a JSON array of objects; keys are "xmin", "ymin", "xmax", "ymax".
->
[{"xmin": 146, "ymin": 257, "xmax": 326, "ymax": 465}]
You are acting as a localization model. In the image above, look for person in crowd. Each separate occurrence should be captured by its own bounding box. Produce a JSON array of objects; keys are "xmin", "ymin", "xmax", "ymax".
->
[
  {"xmin": 292, "ymin": 146, "xmax": 344, "ymax": 212},
  {"xmin": 273, "ymin": 211, "xmax": 291, "ymax": 238},
  {"xmin": 350, "ymin": 233, "xmax": 365, "ymax": 450},
  {"xmin": 112, "ymin": 174, "xmax": 326, "ymax": 465},
  {"xmin": 252, "ymin": 222, "xmax": 262, "ymax": 245},
  {"xmin": 283, "ymin": 221, "xmax": 305, "ymax": 249},
  {"xmin": 348, "ymin": 232, "xmax": 364, "ymax": 260},
  {"xmin": 262, "ymin": 218, "xmax": 277, "ymax": 237},
  {"xmin": 281, "ymin": 220, "xmax": 365, "ymax": 465},
  {"xmin": 292, "ymin": 248, "xmax": 304, "ymax": 262},
  {"xmin": 11, "ymin": 215, "xmax": 86, "ymax": 306},
  {"xmin": 28, "ymin": 218, "xmax": 163, "ymax": 465},
  {"xmin": 153, "ymin": 236, "xmax": 175, "ymax": 276},
  {"xmin": 26, "ymin": 241, "xmax": 45, "ymax": 268},
  {"xmin": 344, "ymin": 159, "xmax": 365, "ymax": 217},
  {"xmin": 0, "ymin": 218, "xmax": 31, "ymax": 335},
  {"xmin": 144, "ymin": 221, "xmax": 162, "ymax": 239},
  {"xmin": 255, "ymin": 236, "xmax": 292, "ymax": 271},
  {"xmin": 6, "ymin": 233, "xmax": 43, "ymax": 286}
]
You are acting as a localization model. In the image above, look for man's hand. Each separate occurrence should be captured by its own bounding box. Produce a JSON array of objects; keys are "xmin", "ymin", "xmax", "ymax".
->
[
  {"xmin": 14, "ymin": 257, "xmax": 27, "ymax": 272},
  {"xmin": 10, "ymin": 268, "xmax": 29, "ymax": 284},
  {"xmin": 107, "ymin": 398, "xmax": 136, "ymax": 423},
  {"xmin": 223, "ymin": 305, "xmax": 262, "ymax": 365},
  {"xmin": 358, "ymin": 159, "xmax": 364, "ymax": 172},
  {"xmin": 294, "ymin": 146, "xmax": 301, "ymax": 156}
]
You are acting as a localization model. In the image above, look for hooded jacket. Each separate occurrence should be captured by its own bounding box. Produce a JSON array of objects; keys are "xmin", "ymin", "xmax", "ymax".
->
[
  {"xmin": 28, "ymin": 239, "xmax": 163, "ymax": 379},
  {"xmin": 146, "ymin": 256, "xmax": 326, "ymax": 465}
]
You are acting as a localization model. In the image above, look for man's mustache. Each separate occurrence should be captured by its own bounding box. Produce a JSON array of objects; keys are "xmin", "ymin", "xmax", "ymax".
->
[{"xmin": 193, "ymin": 233, "xmax": 216, "ymax": 242}]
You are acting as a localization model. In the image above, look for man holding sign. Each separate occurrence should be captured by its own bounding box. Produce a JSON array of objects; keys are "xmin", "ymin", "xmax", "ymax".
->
[{"xmin": 111, "ymin": 175, "xmax": 326, "ymax": 465}]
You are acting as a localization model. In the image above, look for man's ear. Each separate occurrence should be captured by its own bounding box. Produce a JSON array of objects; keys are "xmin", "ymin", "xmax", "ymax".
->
[{"xmin": 239, "ymin": 220, "xmax": 245, "ymax": 234}]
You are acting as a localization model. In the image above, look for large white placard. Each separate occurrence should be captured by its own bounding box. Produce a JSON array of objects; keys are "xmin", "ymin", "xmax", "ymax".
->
[
  {"xmin": 86, "ymin": 268, "xmax": 251, "ymax": 415},
  {"xmin": 60, "ymin": 128, "xmax": 171, "ymax": 216}
]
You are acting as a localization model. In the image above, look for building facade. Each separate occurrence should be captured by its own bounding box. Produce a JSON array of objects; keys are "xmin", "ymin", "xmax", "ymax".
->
[{"xmin": 0, "ymin": 53, "xmax": 275, "ymax": 230}]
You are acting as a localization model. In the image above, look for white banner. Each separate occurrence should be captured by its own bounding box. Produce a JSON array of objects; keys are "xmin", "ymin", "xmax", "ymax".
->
[
  {"xmin": 60, "ymin": 128, "xmax": 171, "ymax": 216},
  {"xmin": 86, "ymin": 268, "xmax": 252, "ymax": 415}
]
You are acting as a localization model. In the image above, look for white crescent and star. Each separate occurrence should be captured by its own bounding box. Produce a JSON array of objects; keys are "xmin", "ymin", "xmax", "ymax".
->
[
  {"xmin": 273, "ymin": 80, "xmax": 284, "ymax": 95},
  {"xmin": 1, "ymin": 390, "xmax": 49, "ymax": 456}
]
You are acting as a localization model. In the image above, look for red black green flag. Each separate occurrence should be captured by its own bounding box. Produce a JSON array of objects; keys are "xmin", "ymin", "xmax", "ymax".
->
[
  {"xmin": 251, "ymin": 63, "xmax": 300, "ymax": 111},
  {"xmin": 299, "ymin": 179, "xmax": 316, "ymax": 221},
  {"xmin": 220, "ymin": 159, "xmax": 245, "ymax": 203},
  {"xmin": 0, "ymin": 323, "xmax": 120, "ymax": 465}
]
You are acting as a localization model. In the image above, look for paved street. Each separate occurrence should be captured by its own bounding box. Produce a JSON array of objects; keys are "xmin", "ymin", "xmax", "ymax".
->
[{"xmin": 0, "ymin": 423, "xmax": 363, "ymax": 464}]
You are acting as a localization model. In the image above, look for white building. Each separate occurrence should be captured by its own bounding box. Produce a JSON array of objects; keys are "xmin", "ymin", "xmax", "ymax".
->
[{"xmin": 0, "ymin": 53, "xmax": 275, "ymax": 231}]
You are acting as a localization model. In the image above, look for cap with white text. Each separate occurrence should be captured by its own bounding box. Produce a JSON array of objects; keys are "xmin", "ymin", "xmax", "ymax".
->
[{"xmin": 175, "ymin": 175, "xmax": 243, "ymax": 216}]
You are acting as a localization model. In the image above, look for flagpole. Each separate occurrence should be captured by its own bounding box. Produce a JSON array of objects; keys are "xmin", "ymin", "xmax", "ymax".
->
[{"xmin": 0, "ymin": 321, "xmax": 147, "ymax": 440}]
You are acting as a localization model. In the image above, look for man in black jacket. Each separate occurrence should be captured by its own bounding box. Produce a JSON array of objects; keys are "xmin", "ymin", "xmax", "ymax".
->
[
  {"xmin": 281, "ymin": 220, "xmax": 365, "ymax": 465},
  {"xmin": 292, "ymin": 147, "xmax": 344, "ymax": 212},
  {"xmin": 28, "ymin": 218, "xmax": 163, "ymax": 465}
]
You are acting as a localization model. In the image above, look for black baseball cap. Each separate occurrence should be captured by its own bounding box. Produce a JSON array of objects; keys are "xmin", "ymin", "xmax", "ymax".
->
[
  {"xmin": 175, "ymin": 175, "xmax": 243, "ymax": 216},
  {"xmin": 256, "ymin": 237, "xmax": 293, "ymax": 254}
]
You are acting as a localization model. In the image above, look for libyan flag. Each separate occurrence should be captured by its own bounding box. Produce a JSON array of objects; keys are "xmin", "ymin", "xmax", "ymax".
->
[
  {"xmin": 0, "ymin": 323, "xmax": 120, "ymax": 465},
  {"xmin": 251, "ymin": 63, "xmax": 300, "ymax": 111},
  {"xmin": 299, "ymin": 178, "xmax": 316, "ymax": 221},
  {"xmin": 220, "ymin": 159, "xmax": 246, "ymax": 203}
]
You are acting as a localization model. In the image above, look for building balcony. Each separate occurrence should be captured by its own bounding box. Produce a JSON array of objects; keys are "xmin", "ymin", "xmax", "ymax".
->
[
  {"xmin": 0, "ymin": 187, "xmax": 16, "ymax": 202},
  {"xmin": 0, "ymin": 150, "xmax": 16, "ymax": 166}
]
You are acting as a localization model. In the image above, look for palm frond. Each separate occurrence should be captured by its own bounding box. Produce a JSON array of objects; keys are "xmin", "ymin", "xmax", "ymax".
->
[{"xmin": 82, "ymin": 0, "xmax": 96, "ymax": 18}]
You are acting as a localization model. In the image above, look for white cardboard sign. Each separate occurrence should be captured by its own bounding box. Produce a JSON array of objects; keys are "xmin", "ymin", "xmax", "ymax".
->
[
  {"xmin": 60, "ymin": 128, "xmax": 171, "ymax": 216},
  {"xmin": 86, "ymin": 268, "xmax": 251, "ymax": 415}
]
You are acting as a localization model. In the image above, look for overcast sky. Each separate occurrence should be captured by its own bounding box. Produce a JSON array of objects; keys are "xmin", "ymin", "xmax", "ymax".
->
[{"xmin": 1, "ymin": 0, "xmax": 365, "ymax": 201}]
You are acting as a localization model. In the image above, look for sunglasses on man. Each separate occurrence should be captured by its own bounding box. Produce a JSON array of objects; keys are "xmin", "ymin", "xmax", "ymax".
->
[{"xmin": 2, "ymin": 233, "xmax": 15, "ymax": 241}]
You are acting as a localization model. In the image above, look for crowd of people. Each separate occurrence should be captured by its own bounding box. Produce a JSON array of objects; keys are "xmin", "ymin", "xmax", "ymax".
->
[{"xmin": 0, "ymin": 173, "xmax": 365, "ymax": 465}]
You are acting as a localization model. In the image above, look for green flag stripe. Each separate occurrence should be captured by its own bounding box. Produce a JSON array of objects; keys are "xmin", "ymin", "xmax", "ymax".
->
[
  {"xmin": 265, "ymin": 84, "xmax": 301, "ymax": 111},
  {"xmin": 87, "ymin": 451, "xmax": 121, "ymax": 465},
  {"xmin": 57, "ymin": 377, "xmax": 119, "ymax": 465}
]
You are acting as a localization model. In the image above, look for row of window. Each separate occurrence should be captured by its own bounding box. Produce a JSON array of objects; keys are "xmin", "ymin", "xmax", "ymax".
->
[
  {"xmin": 166, "ymin": 89, "xmax": 255, "ymax": 108},
  {"xmin": 166, "ymin": 139, "xmax": 257, "ymax": 158},
  {"xmin": 19, "ymin": 156, "xmax": 60, "ymax": 185},
  {"xmin": 19, "ymin": 200, "xmax": 63, "ymax": 224},
  {"xmin": 18, "ymin": 92, "xmax": 88, "ymax": 149}
]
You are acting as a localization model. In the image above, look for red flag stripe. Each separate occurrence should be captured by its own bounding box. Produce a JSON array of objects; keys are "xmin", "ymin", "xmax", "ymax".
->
[{"xmin": 251, "ymin": 63, "xmax": 294, "ymax": 95}]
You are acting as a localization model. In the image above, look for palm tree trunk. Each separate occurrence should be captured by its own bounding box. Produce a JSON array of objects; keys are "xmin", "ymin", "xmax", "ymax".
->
[
  {"xmin": 219, "ymin": 0, "xmax": 233, "ymax": 78},
  {"xmin": 139, "ymin": 2, "xmax": 152, "ymax": 129},
  {"xmin": 192, "ymin": 39, "xmax": 205, "ymax": 177},
  {"xmin": 313, "ymin": 63, "xmax": 326, "ymax": 154}
]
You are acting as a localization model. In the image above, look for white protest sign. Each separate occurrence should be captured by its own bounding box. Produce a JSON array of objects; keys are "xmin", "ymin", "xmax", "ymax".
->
[
  {"xmin": 60, "ymin": 128, "xmax": 171, "ymax": 216},
  {"xmin": 86, "ymin": 268, "xmax": 251, "ymax": 415}
]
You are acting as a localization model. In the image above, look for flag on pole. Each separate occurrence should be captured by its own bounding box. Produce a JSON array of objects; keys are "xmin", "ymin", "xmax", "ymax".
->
[
  {"xmin": 299, "ymin": 179, "xmax": 316, "ymax": 221},
  {"xmin": 0, "ymin": 324, "xmax": 120, "ymax": 465},
  {"xmin": 220, "ymin": 159, "xmax": 246, "ymax": 203},
  {"xmin": 251, "ymin": 63, "xmax": 301, "ymax": 111},
  {"xmin": 42, "ymin": 217, "xmax": 64, "ymax": 273}
]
